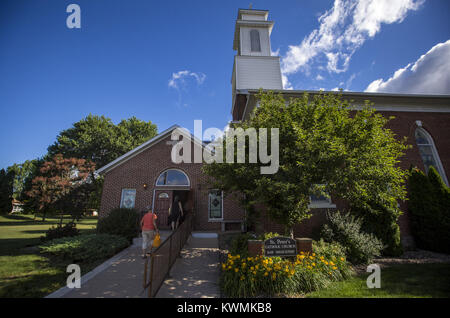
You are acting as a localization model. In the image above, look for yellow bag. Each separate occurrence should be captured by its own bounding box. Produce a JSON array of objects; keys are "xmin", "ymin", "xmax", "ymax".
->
[{"xmin": 152, "ymin": 233, "xmax": 161, "ymax": 248}]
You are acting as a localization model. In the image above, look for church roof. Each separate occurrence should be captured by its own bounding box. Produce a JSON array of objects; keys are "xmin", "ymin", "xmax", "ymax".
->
[{"xmin": 95, "ymin": 125, "xmax": 209, "ymax": 175}]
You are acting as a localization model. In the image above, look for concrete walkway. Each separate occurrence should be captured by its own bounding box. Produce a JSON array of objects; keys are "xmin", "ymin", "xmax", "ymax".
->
[
  {"xmin": 155, "ymin": 235, "xmax": 221, "ymax": 298},
  {"xmin": 51, "ymin": 231, "xmax": 172, "ymax": 298}
]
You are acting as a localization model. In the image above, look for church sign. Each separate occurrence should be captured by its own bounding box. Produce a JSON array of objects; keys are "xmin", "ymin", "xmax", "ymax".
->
[{"xmin": 264, "ymin": 237, "xmax": 297, "ymax": 257}]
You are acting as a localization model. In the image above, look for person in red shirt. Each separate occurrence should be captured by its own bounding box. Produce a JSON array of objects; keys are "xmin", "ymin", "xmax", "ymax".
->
[{"xmin": 140, "ymin": 207, "xmax": 159, "ymax": 258}]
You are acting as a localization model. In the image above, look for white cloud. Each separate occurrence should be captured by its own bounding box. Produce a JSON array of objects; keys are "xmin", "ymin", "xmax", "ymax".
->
[
  {"xmin": 168, "ymin": 70, "xmax": 206, "ymax": 89},
  {"xmin": 271, "ymin": 48, "xmax": 280, "ymax": 56},
  {"xmin": 365, "ymin": 40, "xmax": 450, "ymax": 94},
  {"xmin": 281, "ymin": 0, "xmax": 424, "ymax": 84},
  {"xmin": 316, "ymin": 74, "xmax": 324, "ymax": 81},
  {"xmin": 282, "ymin": 73, "xmax": 293, "ymax": 90}
]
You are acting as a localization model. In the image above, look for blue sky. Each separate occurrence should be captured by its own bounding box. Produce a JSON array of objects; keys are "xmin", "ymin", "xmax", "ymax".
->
[{"xmin": 1, "ymin": 0, "xmax": 449, "ymax": 169}]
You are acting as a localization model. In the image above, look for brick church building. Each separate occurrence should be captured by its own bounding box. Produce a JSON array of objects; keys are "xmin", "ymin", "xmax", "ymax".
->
[{"xmin": 97, "ymin": 9, "xmax": 450, "ymax": 247}]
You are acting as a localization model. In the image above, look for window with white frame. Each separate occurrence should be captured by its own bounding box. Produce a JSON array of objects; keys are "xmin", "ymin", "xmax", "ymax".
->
[
  {"xmin": 120, "ymin": 189, "xmax": 136, "ymax": 209},
  {"xmin": 415, "ymin": 128, "xmax": 448, "ymax": 185},
  {"xmin": 308, "ymin": 184, "xmax": 336, "ymax": 208},
  {"xmin": 156, "ymin": 169, "xmax": 190, "ymax": 186},
  {"xmin": 208, "ymin": 190, "xmax": 223, "ymax": 220}
]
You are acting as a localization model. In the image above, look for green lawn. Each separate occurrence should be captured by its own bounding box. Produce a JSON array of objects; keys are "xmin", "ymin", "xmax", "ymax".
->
[
  {"xmin": 306, "ymin": 263, "xmax": 450, "ymax": 298},
  {"xmin": 0, "ymin": 214, "xmax": 98, "ymax": 297}
]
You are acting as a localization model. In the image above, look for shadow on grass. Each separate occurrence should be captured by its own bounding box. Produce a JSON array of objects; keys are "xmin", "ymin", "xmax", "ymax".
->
[
  {"xmin": 0, "ymin": 238, "xmax": 43, "ymax": 256},
  {"xmin": 306, "ymin": 263, "xmax": 450, "ymax": 298}
]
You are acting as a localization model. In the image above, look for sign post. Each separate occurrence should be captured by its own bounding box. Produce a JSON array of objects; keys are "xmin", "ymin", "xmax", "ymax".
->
[{"xmin": 264, "ymin": 236, "xmax": 297, "ymax": 257}]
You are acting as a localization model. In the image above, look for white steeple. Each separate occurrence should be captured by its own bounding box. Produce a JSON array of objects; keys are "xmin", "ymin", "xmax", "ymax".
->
[{"xmin": 231, "ymin": 9, "xmax": 283, "ymax": 117}]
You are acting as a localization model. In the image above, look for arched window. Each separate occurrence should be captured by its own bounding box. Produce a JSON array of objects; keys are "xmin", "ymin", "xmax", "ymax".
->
[
  {"xmin": 156, "ymin": 169, "xmax": 190, "ymax": 186},
  {"xmin": 415, "ymin": 128, "xmax": 448, "ymax": 185},
  {"xmin": 250, "ymin": 29, "xmax": 261, "ymax": 52}
]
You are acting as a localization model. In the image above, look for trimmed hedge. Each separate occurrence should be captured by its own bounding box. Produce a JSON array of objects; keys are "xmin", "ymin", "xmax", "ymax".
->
[
  {"xmin": 408, "ymin": 166, "xmax": 450, "ymax": 253},
  {"xmin": 97, "ymin": 208, "xmax": 140, "ymax": 242},
  {"xmin": 39, "ymin": 234, "xmax": 129, "ymax": 263},
  {"xmin": 41, "ymin": 222, "xmax": 79, "ymax": 242}
]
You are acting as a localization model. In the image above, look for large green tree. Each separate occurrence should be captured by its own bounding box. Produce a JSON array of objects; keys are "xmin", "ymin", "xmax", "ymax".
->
[
  {"xmin": 47, "ymin": 114, "xmax": 158, "ymax": 169},
  {"xmin": 203, "ymin": 91, "xmax": 409, "ymax": 241}
]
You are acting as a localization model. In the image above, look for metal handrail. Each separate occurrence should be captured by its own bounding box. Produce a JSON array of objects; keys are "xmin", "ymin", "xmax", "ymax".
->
[{"xmin": 143, "ymin": 212, "xmax": 194, "ymax": 298}]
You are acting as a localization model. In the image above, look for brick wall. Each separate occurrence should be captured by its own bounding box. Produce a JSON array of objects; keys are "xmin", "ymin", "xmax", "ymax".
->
[
  {"xmin": 99, "ymin": 134, "xmax": 245, "ymax": 231},
  {"xmin": 100, "ymin": 111, "xmax": 450, "ymax": 242}
]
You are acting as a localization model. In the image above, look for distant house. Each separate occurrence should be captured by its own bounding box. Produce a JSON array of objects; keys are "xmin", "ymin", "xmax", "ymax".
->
[
  {"xmin": 10, "ymin": 199, "xmax": 24, "ymax": 214},
  {"xmin": 96, "ymin": 8, "xmax": 450, "ymax": 248}
]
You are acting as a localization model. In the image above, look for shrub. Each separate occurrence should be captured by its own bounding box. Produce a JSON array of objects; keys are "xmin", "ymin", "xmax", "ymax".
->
[
  {"xmin": 229, "ymin": 232, "xmax": 281, "ymax": 257},
  {"xmin": 408, "ymin": 166, "xmax": 450, "ymax": 253},
  {"xmin": 313, "ymin": 239, "xmax": 346, "ymax": 260},
  {"xmin": 220, "ymin": 251, "xmax": 351, "ymax": 297},
  {"xmin": 229, "ymin": 233, "xmax": 257, "ymax": 257},
  {"xmin": 40, "ymin": 234, "xmax": 129, "ymax": 263},
  {"xmin": 258, "ymin": 232, "xmax": 280, "ymax": 241},
  {"xmin": 97, "ymin": 208, "xmax": 140, "ymax": 242},
  {"xmin": 41, "ymin": 222, "xmax": 79, "ymax": 242},
  {"xmin": 351, "ymin": 202, "xmax": 403, "ymax": 256},
  {"xmin": 321, "ymin": 211, "xmax": 384, "ymax": 264}
]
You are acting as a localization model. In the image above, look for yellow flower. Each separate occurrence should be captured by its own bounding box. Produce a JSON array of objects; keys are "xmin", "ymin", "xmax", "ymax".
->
[
  {"xmin": 253, "ymin": 271, "xmax": 257, "ymax": 275},
  {"xmin": 228, "ymin": 266, "xmax": 232, "ymax": 270},
  {"xmin": 290, "ymin": 270, "xmax": 295, "ymax": 275},
  {"xmin": 340, "ymin": 257, "xmax": 345, "ymax": 261},
  {"xmin": 332, "ymin": 266, "xmax": 337, "ymax": 270},
  {"xmin": 330, "ymin": 261, "xmax": 335, "ymax": 266},
  {"xmin": 312, "ymin": 253, "xmax": 316, "ymax": 257},
  {"xmin": 236, "ymin": 255, "xmax": 240, "ymax": 259},
  {"xmin": 312, "ymin": 263, "xmax": 316, "ymax": 267},
  {"xmin": 264, "ymin": 272, "xmax": 269, "ymax": 277},
  {"xmin": 255, "ymin": 265, "xmax": 259, "ymax": 270},
  {"xmin": 222, "ymin": 264, "xmax": 226, "ymax": 270},
  {"xmin": 250, "ymin": 266, "xmax": 254, "ymax": 271},
  {"xmin": 309, "ymin": 256, "xmax": 314, "ymax": 260},
  {"xmin": 235, "ymin": 268, "xmax": 239, "ymax": 273},
  {"xmin": 272, "ymin": 273, "xmax": 276, "ymax": 280}
]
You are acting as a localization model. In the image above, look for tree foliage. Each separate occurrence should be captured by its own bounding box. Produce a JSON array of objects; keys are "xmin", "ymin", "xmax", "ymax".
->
[
  {"xmin": 203, "ymin": 91, "xmax": 409, "ymax": 237},
  {"xmin": 47, "ymin": 114, "xmax": 158, "ymax": 169},
  {"xmin": 26, "ymin": 154, "xmax": 96, "ymax": 221},
  {"xmin": 0, "ymin": 169, "xmax": 14, "ymax": 214},
  {"xmin": 408, "ymin": 166, "xmax": 450, "ymax": 253}
]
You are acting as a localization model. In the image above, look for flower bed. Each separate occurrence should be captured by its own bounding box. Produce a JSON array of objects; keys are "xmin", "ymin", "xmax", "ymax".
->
[{"xmin": 221, "ymin": 252, "xmax": 352, "ymax": 297}]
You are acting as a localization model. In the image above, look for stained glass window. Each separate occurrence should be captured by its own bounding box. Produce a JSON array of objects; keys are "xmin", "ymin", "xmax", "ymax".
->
[
  {"xmin": 209, "ymin": 190, "xmax": 223, "ymax": 219},
  {"xmin": 415, "ymin": 128, "xmax": 447, "ymax": 185},
  {"xmin": 120, "ymin": 189, "xmax": 136, "ymax": 209}
]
